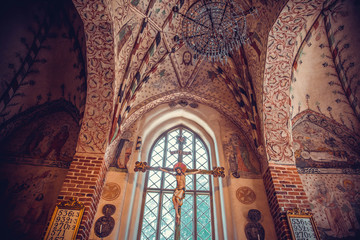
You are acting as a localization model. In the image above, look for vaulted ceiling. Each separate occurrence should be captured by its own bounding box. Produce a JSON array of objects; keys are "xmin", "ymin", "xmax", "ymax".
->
[
  {"xmin": 2, "ymin": 0, "xmax": 358, "ymax": 165},
  {"xmin": 72, "ymin": 0, "xmax": 287, "ymax": 153}
]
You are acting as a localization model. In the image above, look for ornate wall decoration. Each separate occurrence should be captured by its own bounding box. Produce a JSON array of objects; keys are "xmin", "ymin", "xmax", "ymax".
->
[
  {"xmin": 0, "ymin": 110, "xmax": 80, "ymax": 168},
  {"xmin": 0, "ymin": 167, "xmax": 67, "ymax": 240},
  {"xmin": 101, "ymin": 182, "xmax": 121, "ymax": 201},
  {"xmin": 224, "ymin": 134, "xmax": 261, "ymax": 178},
  {"xmin": 291, "ymin": 13, "xmax": 359, "ymax": 133},
  {"xmin": 322, "ymin": 0, "xmax": 360, "ymax": 120},
  {"xmin": 72, "ymin": 0, "xmax": 115, "ymax": 153},
  {"xmin": 0, "ymin": 0, "xmax": 87, "ymax": 126},
  {"xmin": 293, "ymin": 111, "xmax": 360, "ymax": 174},
  {"xmin": 245, "ymin": 209, "xmax": 265, "ymax": 240},
  {"xmin": 300, "ymin": 174, "xmax": 360, "ymax": 239},
  {"xmin": 263, "ymin": 0, "xmax": 325, "ymax": 164},
  {"xmin": 236, "ymin": 186, "xmax": 256, "ymax": 204},
  {"xmin": 110, "ymin": 130, "xmax": 132, "ymax": 164},
  {"xmin": 94, "ymin": 204, "xmax": 116, "ymax": 238}
]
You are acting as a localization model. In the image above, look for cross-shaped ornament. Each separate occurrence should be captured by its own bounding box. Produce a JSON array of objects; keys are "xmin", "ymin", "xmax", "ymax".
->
[{"xmin": 134, "ymin": 161, "xmax": 225, "ymax": 239}]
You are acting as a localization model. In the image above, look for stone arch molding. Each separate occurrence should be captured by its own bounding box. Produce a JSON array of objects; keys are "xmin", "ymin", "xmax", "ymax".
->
[
  {"xmin": 72, "ymin": 0, "xmax": 115, "ymax": 153},
  {"xmin": 263, "ymin": 0, "xmax": 326, "ymax": 164},
  {"xmin": 118, "ymin": 91, "xmax": 265, "ymax": 163}
]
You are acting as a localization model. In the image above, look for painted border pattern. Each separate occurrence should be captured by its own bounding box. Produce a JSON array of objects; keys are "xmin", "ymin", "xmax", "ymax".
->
[
  {"xmin": 72, "ymin": 0, "xmax": 115, "ymax": 153},
  {"xmin": 263, "ymin": 0, "xmax": 324, "ymax": 164}
]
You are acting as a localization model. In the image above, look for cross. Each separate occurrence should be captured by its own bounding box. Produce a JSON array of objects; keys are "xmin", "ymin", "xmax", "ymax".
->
[{"xmin": 134, "ymin": 161, "xmax": 225, "ymax": 240}]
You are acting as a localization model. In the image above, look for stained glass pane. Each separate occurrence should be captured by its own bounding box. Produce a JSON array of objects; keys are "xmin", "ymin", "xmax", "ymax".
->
[
  {"xmin": 183, "ymin": 130, "xmax": 193, "ymax": 167},
  {"xmin": 160, "ymin": 193, "xmax": 176, "ymax": 240},
  {"xmin": 148, "ymin": 171, "xmax": 162, "ymax": 189},
  {"xmin": 167, "ymin": 130, "xmax": 181, "ymax": 167},
  {"xmin": 195, "ymin": 139, "xmax": 208, "ymax": 170},
  {"xmin": 163, "ymin": 173, "xmax": 177, "ymax": 189},
  {"xmin": 196, "ymin": 194, "xmax": 212, "ymax": 240},
  {"xmin": 151, "ymin": 137, "xmax": 165, "ymax": 167},
  {"xmin": 141, "ymin": 192, "xmax": 160, "ymax": 240},
  {"xmin": 196, "ymin": 175, "xmax": 209, "ymax": 191},
  {"xmin": 181, "ymin": 193, "xmax": 194, "ymax": 240},
  {"xmin": 186, "ymin": 175, "xmax": 194, "ymax": 190}
]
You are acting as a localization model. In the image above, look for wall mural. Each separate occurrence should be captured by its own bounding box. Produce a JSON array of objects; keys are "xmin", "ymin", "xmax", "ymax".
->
[
  {"xmin": 293, "ymin": 111, "xmax": 360, "ymax": 174},
  {"xmin": 291, "ymin": 11, "xmax": 359, "ymax": 133},
  {"xmin": 223, "ymin": 133, "xmax": 261, "ymax": 178},
  {"xmin": 322, "ymin": 0, "xmax": 360, "ymax": 120},
  {"xmin": 0, "ymin": 0, "xmax": 87, "ymax": 127},
  {"xmin": 0, "ymin": 165, "xmax": 67, "ymax": 240},
  {"xmin": 101, "ymin": 182, "xmax": 121, "ymax": 201},
  {"xmin": 263, "ymin": 0, "xmax": 325, "ymax": 163},
  {"xmin": 301, "ymin": 174, "xmax": 360, "ymax": 239},
  {"xmin": 72, "ymin": 0, "xmax": 115, "ymax": 153},
  {"xmin": 294, "ymin": 111, "xmax": 360, "ymax": 239},
  {"xmin": 109, "ymin": 131, "xmax": 134, "ymax": 170},
  {"xmin": 236, "ymin": 186, "xmax": 256, "ymax": 205},
  {"xmin": 0, "ymin": 111, "xmax": 79, "ymax": 168}
]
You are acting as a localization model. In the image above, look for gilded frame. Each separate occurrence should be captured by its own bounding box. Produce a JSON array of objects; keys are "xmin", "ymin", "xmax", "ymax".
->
[
  {"xmin": 287, "ymin": 209, "xmax": 320, "ymax": 240},
  {"xmin": 44, "ymin": 198, "xmax": 84, "ymax": 240}
]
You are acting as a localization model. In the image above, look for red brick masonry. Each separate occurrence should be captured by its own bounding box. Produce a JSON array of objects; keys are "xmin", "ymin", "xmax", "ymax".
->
[
  {"xmin": 56, "ymin": 153, "xmax": 108, "ymax": 239},
  {"xmin": 263, "ymin": 163, "xmax": 311, "ymax": 240}
]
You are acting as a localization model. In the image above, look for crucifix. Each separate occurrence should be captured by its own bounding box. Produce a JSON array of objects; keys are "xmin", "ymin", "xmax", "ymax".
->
[{"xmin": 135, "ymin": 153, "xmax": 225, "ymax": 239}]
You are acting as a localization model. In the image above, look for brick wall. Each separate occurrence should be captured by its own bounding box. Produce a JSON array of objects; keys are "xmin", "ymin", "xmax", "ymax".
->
[
  {"xmin": 263, "ymin": 163, "xmax": 310, "ymax": 240},
  {"xmin": 56, "ymin": 153, "xmax": 108, "ymax": 239}
]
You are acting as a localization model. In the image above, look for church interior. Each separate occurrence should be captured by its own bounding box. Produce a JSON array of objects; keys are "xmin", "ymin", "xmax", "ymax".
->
[{"xmin": 0, "ymin": 0, "xmax": 359, "ymax": 239}]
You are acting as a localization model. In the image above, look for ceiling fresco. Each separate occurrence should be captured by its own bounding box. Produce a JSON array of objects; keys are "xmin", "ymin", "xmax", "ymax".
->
[
  {"xmin": 106, "ymin": 0, "xmax": 287, "ymax": 155},
  {"xmin": 3, "ymin": 0, "xmax": 358, "ymax": 164}
]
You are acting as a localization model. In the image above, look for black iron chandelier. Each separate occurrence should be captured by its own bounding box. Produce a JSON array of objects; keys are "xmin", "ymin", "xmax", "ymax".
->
[{"xmin": 173, "ymin": 0, "xmax": 256, "ymax": 62}]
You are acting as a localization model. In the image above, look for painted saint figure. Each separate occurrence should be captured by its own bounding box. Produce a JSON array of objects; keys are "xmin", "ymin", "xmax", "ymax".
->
[
  {"xmin": 312, "ymin": 180, "xmax": 348, "ymax": 237},
  {"xmin": 160, "ymin": 162, "xmax": 201, "ymax": 225}
]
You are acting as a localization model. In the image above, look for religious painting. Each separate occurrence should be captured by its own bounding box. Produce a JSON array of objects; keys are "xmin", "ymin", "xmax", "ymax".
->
[
  {"xmin": 300, "ymin": 174, "xmax": 360, "ymax": 239},
  {"xmin": 293, "ymin": 118, "xmax": 359, "ymax": 172},
  {"xmin": 223, "ymin": 133, "xmax": 260, "ymax": 178},
  {"xmin": 182, "ymin": 51, "xmax": 192, "ymax": 65},
  {"xmin": 110, "ymin": 131, "xmax": 134, "ymax": 170},
  {"xmin": 0, "ymin": 111, "xmax": 79, "ymax": 166},
  {"xmin": 0, "ymin": 165, "xmax": 68, "ymax": 240}
]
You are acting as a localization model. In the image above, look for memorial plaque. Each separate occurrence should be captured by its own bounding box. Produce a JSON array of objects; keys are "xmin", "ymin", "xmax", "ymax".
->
[
  {"xmin": 44, "ymin": 198, "xmax": 84, "ymax": 240},
  {"xmin": 287, "ymin": 209, "xmax": 320, "ymax": 240}
]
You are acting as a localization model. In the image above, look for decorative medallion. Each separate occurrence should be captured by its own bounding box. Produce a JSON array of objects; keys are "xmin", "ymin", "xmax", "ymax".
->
[
  {"xmin": 236, "ymin": 186, "xmax": 256, "ymax": 204},
  {"xmin": 245, "ymin": 209, "xmax": 265, "ymax": 240},
  {"xmin": 245, "ymin": 222, "xmax": 265, "ymax": 240},
  {"xmin": 102, "ymin": 204, "xmax": 116, "ymax": 216},
  {"xmin": 248, "ymin": 209, "xmax": 261, "ymax": 222},
  {"xmin": 94, "ymin": 204, "xmax": 116, "ymax": 238},
  {"xmin": 101, "ymin": 182, "xmax": 121, "ymax": 201}
]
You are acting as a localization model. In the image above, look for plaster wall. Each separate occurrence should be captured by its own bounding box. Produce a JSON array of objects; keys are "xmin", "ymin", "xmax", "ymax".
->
[{"xmin": 89, "ymin": 103, "xmax": 276, "ymax": 239}]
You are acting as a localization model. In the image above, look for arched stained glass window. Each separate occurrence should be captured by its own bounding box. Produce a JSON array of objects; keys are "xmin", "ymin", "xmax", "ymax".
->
[{"xmin": 139, "ymin": 126, "xmax": 214, "ymax": 240}]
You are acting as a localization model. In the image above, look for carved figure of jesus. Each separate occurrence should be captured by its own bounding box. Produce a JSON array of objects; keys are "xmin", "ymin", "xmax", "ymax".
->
[
  {"xmin": 134, "ymin": 160, "xmax": 224, "ymax": 239},
  {"xmin": 160, "ymin": 162, "xmax": 201, "ymax": 225}
]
